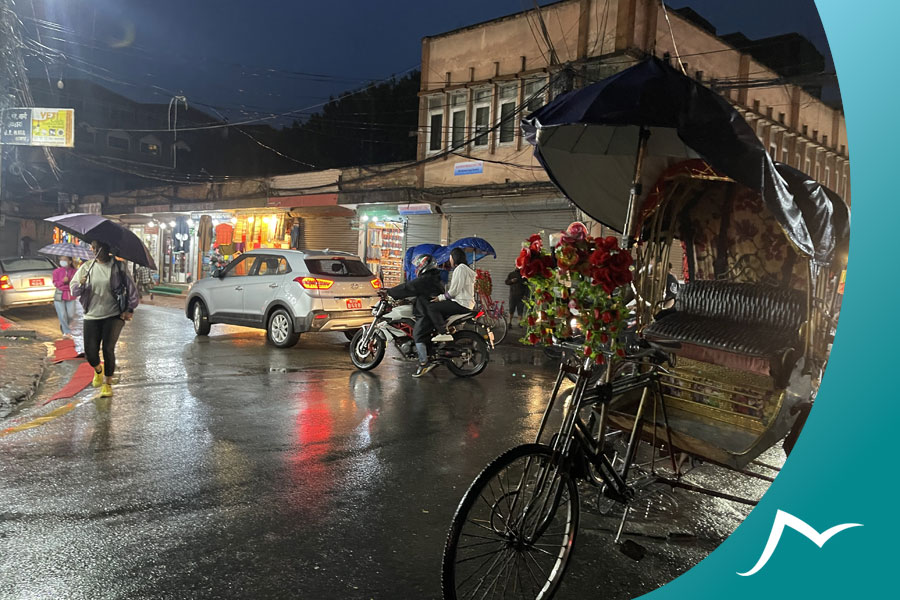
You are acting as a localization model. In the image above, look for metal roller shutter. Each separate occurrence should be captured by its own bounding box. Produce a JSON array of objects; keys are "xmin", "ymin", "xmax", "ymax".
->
[
  {"xmin": 448, "ymin": 209, "xmax": 577, "ymax": 304},
  {"xmin": 300, "ymin": 217, "xmax": 359, "ymax": 255},
  {"xmin": 404, "ymin": 214, "xmax": 442, "ymax": 248}
]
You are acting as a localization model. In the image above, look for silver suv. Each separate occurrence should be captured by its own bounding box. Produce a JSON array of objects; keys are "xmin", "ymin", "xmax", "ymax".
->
[{"xmin": 186, "ymin": 249, "xmax": 381, "ymax": 347}]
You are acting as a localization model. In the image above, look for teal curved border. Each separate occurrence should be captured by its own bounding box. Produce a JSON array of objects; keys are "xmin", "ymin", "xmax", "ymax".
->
[{"xmin": 644, "ymin": 1, "xmax": 898, "ymax": 597}]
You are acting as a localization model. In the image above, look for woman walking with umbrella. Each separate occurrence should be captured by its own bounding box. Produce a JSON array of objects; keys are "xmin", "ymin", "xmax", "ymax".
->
[
  {"xmin": 51, "ymin": 255, "xmax": 78, "ymax": 338},
  {"xmin": 70, "ymin": 241, "xmax": 140, "ymax": 398}
]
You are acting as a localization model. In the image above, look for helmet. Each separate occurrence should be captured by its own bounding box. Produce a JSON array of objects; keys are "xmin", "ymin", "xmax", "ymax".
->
[{"xmin": 413, "ymin": 254, "xmax": 437, "ymax": 276}]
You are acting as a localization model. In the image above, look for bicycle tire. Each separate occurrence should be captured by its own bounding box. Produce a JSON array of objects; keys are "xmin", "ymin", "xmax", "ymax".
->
[{"xmin": 442, "ymin": 443, "xmax": 579, "ymax": 600}]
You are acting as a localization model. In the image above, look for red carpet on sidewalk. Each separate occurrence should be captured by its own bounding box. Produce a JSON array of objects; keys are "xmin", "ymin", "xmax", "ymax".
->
[
  {"xmin": 52, "ymin": 339, "xmax": 81, "ymax": 362},
  {"xmin": 44, "ymin": 362, "xmax": 95, "ymax": 404}
]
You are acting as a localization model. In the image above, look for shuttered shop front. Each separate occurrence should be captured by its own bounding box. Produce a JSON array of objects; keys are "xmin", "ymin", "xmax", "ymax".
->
[
  {"xmin": 404, "ymin": 214, "xmax": 442, "ymax": 248},
  {"xmin": 300, "ymin": 217, "xmax": 358, "ymax": 255},
  {"xmin": 448, "ymin": 209, "xmax": 577, "ymax": 303}
]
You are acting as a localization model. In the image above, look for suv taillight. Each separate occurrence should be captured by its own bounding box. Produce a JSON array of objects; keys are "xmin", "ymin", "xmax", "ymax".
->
[
  {"xmin": 0, "ymin": 275, "xmax": 12, "ymax": 290},
  {"xmin": 371, "ymin": 279, "xmax": 382, "ymax": 289},
  {"xmin": 295, "ymin": 276, "xmax": 334, "ymax": 290}
]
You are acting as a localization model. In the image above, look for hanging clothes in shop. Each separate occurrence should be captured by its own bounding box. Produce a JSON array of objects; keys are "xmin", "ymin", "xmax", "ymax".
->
[
  {"xmin": 173, "ymin": 217, "xmax": 191, "ymax": 252},
  {"xmin": 290, "ymin": 219, "xmax": 301, "ymax": 249},
  {"xmin": 233, "ymin": 218, "xmax": 248, "ymax": 253},
  {"xmin": 215, "ymin": 223, "xmax": 233, "ymax": 247}
]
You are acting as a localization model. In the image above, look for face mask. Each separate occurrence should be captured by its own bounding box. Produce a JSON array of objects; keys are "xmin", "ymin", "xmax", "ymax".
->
[{"xmin": 59, "ymin": 260, "xmax": 68, "ymax": 267}]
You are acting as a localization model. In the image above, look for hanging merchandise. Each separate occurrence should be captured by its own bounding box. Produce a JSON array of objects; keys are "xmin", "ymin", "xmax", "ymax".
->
[
  {"xmin": 215, "ymin": 223, "xmax": 233, "ymax": 247},
  {"xmin": 174, "ymin": 217, "xmax": 191, "ymax": 252},
  {"xmin": 365, "ymin": 221, "xmax": 404, "ymax": 287},
  {"xmin": 290, "ymin": 219, "xmax": 301, "ymax": 249}
]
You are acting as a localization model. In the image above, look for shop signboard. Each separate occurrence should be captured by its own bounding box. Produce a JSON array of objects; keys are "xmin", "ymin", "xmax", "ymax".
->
[
  {"xmin": 1, "ymin": 108, "xmax": 75, "ymax": 147},
  {"xmin": 453, "ymin": 160, "xmax": 484, "ymax": 176},
  {"xmin": 398, "ymin": 203, "xmax": 433, "ymax": 215}
]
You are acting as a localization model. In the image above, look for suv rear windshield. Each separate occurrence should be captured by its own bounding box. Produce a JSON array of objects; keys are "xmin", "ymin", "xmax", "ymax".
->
[
  {"xmin": 305, "ymin": 259, "xmax": 373, "ymax": 278},
  {"xmin": 0, "ymin": 257, "xmax": 56, "ymax": 272}
]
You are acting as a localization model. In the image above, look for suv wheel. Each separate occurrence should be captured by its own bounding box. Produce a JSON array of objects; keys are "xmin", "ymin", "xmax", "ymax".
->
[
  {"xmin": 267, "ymin": 308, "xmax": 300, "ymax": 348},
  {"xmin": 193, "ymin": 300, "xmax": 211, "ymax": 336}
]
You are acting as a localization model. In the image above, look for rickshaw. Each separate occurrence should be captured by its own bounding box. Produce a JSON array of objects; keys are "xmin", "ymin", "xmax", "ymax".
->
[{"xmin": 440, "ymin": 58, "xmax": 849, "ymax": 599}]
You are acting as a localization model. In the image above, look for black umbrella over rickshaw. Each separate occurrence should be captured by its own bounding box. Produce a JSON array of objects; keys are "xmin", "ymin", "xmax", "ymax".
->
[{"xmin": 521, "ymin": 56, "xmax": 847, "ymax": 267}]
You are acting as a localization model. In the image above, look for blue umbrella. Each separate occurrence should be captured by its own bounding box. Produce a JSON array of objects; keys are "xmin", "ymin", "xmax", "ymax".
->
[
  {"xmin": 45, "ymin": 213, "xmax": 157, "ymax": 269},
  {"xmin": 434, "ymin": 237, "xmax": 497, "ymax": 266},
  {"xmin": 38, "ymin": 242, "xmax": 95, "ymax": 260},
  {"xmin": 404, "ymin": 243, "xmax": 443, "ymax": 280}
]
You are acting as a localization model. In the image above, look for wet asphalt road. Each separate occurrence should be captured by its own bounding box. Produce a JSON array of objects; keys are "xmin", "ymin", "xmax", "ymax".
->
[{"xmin": 0, "ymin": 303, "xmax": 779, "ymax": 599}]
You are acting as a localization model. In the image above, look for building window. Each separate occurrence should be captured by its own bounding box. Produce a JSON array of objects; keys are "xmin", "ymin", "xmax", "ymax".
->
[
  {"xmin": 449, "ymin": 92, "xmax": 467, "ymax": 149},
  {"xmin": 795, "ymin": 154, "xmax": 802, "ymax": 168},
  {"xmin": 822, "ymin": 134, "xmax": 828, "ymax": 146},
  {"xmin": 802, "ymin": 124, "xmax": 808, "ymax": 136},
  {"xmin": 825, "ymin": 166, "xmax": 831, "ymax": 188},
  {"xmin": 695, "ymin": 70, "xmax": 704, "ymax": 81},
  {"xmin": 753, "ymin": 99, "xmax": 760, "ymax": 112},
  {"xmin": 842, "ymin": 175, "xmax": 848, "ymax": 196},
  {"xmin": 427, "ymin": 95, "xmax": 443, "ymax": 153},
  {"xmin": 107, "ymin": 132, "xmax": 130, "ymax": 151},
  {"xmin": 523, "ymin": 77, "xmax": 547, "ymax": 113},
  {"xmin": 840, "ymin": 144, "xmax": 846, "ymax": 155},
  {"xmin": 814, "ymin": 162, "xmax": 820, "ymax": 181},
  {"xmin": 778, "ymin": 112, "xmax": 785, "ymax": 124},
  {"xmin": 805, "ymin": 157, "xmax": 811, "ymax": 175},
  {"xmin": 782, "ymin": 145, "xmax": 790, "ymax": 163},
  {"xmin": 769, "ymin": 143, "xmax": 778, "ymax": 161},
  {"xmin": 498, "ymin": 83, "xmax": 517, "ymax": 144},
  {"xmin": 472, "ymin": 89, "xmax": 491, "ymax": 147}
]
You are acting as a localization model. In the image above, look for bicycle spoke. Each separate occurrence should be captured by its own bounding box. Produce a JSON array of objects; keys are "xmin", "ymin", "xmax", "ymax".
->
[
  {"xmin": 458, "ymin": 547, "xmax": 510, "ymax": 596},
  {"xmin": 457, "ymin": 539, "xmax": 508, "ymax": 551},
  {"xmin": 523, "ymin": 548, "xmax": 550, "ymax": 579},
  {"xmin": 456, "ymin": 546, "xmax": 509, "ymax": 565},
  {"xmin": 462, "ymin": 548, "xmax": 516, "ymax": 600}
]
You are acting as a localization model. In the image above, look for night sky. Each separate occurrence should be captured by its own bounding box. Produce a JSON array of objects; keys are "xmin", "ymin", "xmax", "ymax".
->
[{"xmin": 22, "ymin": 0, "xmax": 834, "ymax": 123}]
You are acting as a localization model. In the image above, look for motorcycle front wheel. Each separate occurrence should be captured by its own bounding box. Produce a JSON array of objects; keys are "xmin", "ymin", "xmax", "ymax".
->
[
  {"xmin": 350, "ymin": 328, "xmax": 387, "ymax": 371},
  {"xmin": 446, "ymin": 330, "xmax": 489, "ymax": 377}
]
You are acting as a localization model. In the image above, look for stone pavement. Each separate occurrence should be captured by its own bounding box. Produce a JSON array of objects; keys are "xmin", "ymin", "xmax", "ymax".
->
[{"xmin": 0, "ymin": 331, "xmax": 48, "ymax": 418}]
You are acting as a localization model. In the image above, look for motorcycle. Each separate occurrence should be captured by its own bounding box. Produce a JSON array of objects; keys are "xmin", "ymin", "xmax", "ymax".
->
[{"xmin": 349, "ymin": 292, "xmax": 490, "ymax": 377}]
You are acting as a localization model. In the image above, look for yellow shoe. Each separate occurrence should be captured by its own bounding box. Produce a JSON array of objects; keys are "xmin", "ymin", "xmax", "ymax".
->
[
  {"xmin": 99, "ymin": 383, "xmax": 113, "ymax": 398},
  {"xmin": 92, "ymin": 366, "xmax": 104, "ymax": 388}
]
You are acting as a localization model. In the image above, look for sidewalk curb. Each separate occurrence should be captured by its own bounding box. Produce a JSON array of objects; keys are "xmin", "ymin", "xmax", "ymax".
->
[{"xmin": 0, "ymin": 341, "xmax": 51, "ymax": 418}]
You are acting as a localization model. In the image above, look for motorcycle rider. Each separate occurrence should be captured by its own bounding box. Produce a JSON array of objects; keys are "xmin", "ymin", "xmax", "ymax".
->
[
  {"xmin": 427, "ymin": 248, "xmax": 476, "ymax": 342},
  {"xmin": 382, "ymin": 254, "xmax": 444, "ymax": 378}
]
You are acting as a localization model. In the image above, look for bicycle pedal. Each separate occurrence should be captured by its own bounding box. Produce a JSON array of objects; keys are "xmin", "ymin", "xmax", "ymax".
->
[{"xmin": 618, "ymin": 539, "xmax": 646, "ymax": 561}]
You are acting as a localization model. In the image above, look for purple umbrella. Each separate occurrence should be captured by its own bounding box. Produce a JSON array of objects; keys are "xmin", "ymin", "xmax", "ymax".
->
[
  {"xmin": 45, "ymin": 213, "xmax": 157, "ymax": 269},
  {"xmin": 38, "ymin": 242, "xmax": 95, "ymax": 260}
]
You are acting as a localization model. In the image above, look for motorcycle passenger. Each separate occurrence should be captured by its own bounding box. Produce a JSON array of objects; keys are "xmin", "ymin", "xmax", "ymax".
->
[
  {"xmin": 383, "ymin": 254, "xmax": 444, "ymax": 378},
  {"xmin": 428, "ymin": 248, "xmax": 476, "ymax": 342}
]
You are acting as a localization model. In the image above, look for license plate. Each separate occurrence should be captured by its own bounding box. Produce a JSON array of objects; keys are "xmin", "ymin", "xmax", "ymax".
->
[
  {"xmin": 29, "ymin": 278, "xmax": 44, "ymax": 287},
  {"xmin": 345, "ymin": 298, "xmax": 363, "ymax": 310}
]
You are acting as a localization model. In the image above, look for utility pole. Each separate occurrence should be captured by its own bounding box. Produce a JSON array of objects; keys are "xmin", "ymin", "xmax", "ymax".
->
[{"xmin": 0, "ymin": 0, "xmax": 17, "ymax": 234}]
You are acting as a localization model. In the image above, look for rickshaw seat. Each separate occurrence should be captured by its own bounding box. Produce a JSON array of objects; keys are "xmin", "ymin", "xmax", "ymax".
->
[{"xmin": 643, "ymin": 280, "xmax": 805, "ymax": 381}]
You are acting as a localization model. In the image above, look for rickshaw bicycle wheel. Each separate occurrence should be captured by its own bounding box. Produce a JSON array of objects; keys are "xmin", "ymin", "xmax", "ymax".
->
[
  {"xmin": 486, "ymin": 313, "xmax": 509, "ymax": 345},
  {"xmin": 442, "ymin": 443, "xmax": 579, "ymax": 600}
]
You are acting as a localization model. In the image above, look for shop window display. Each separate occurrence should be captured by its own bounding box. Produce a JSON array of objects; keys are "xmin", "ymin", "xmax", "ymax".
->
[{"xmin": 365, "ymin": 221, "xmax": 404, "ymax": 287}]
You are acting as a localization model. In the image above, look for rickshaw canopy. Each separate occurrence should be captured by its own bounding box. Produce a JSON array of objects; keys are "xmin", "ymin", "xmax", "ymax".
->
[{"xmin": 522, "ymin": 57, "xmax": 848, "ymax": 266}]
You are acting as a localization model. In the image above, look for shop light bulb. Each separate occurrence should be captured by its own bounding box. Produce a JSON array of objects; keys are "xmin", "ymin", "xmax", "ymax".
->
[
  {"xmin": 361, "ymin": 215, "xmax": 369, "ymax": 222},
  {"xmin": 249, "ymin": 217, "xmax": 255, "ymax": 224},
  {"xmin": 372, "ymin": 216, "xmax": 380, "ymax": 223},
  {"xmin": 231, "ymin": 217, "xmax": 237, "ymax": 224},
  {"xmin": 187, "ymin": 219, "xmax": 195, "ymax": 227},
  {"xmin": 169, "ymin": 221, "xmax": 176, "ymax": 228},
  {"xmin": 159, "ymin": 223, "xmax": 166, "ymax": 230}
]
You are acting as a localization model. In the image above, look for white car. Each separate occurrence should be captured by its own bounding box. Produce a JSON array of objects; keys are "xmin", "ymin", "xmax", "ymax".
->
[{"xmin": 185, "ymin": 249, "xmax": 381, "ymax": 347}]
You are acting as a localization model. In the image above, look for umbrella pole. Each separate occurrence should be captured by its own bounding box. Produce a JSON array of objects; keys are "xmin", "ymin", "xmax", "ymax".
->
[{"xmin": 622, "ymin": 127, "xmax": 651, "ymax": 249}]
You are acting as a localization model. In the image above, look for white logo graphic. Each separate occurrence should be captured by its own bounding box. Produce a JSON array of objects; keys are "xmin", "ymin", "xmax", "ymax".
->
[{"xmin": 738, "ymin": 509, "xmax": 862, "ymax": 576}]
